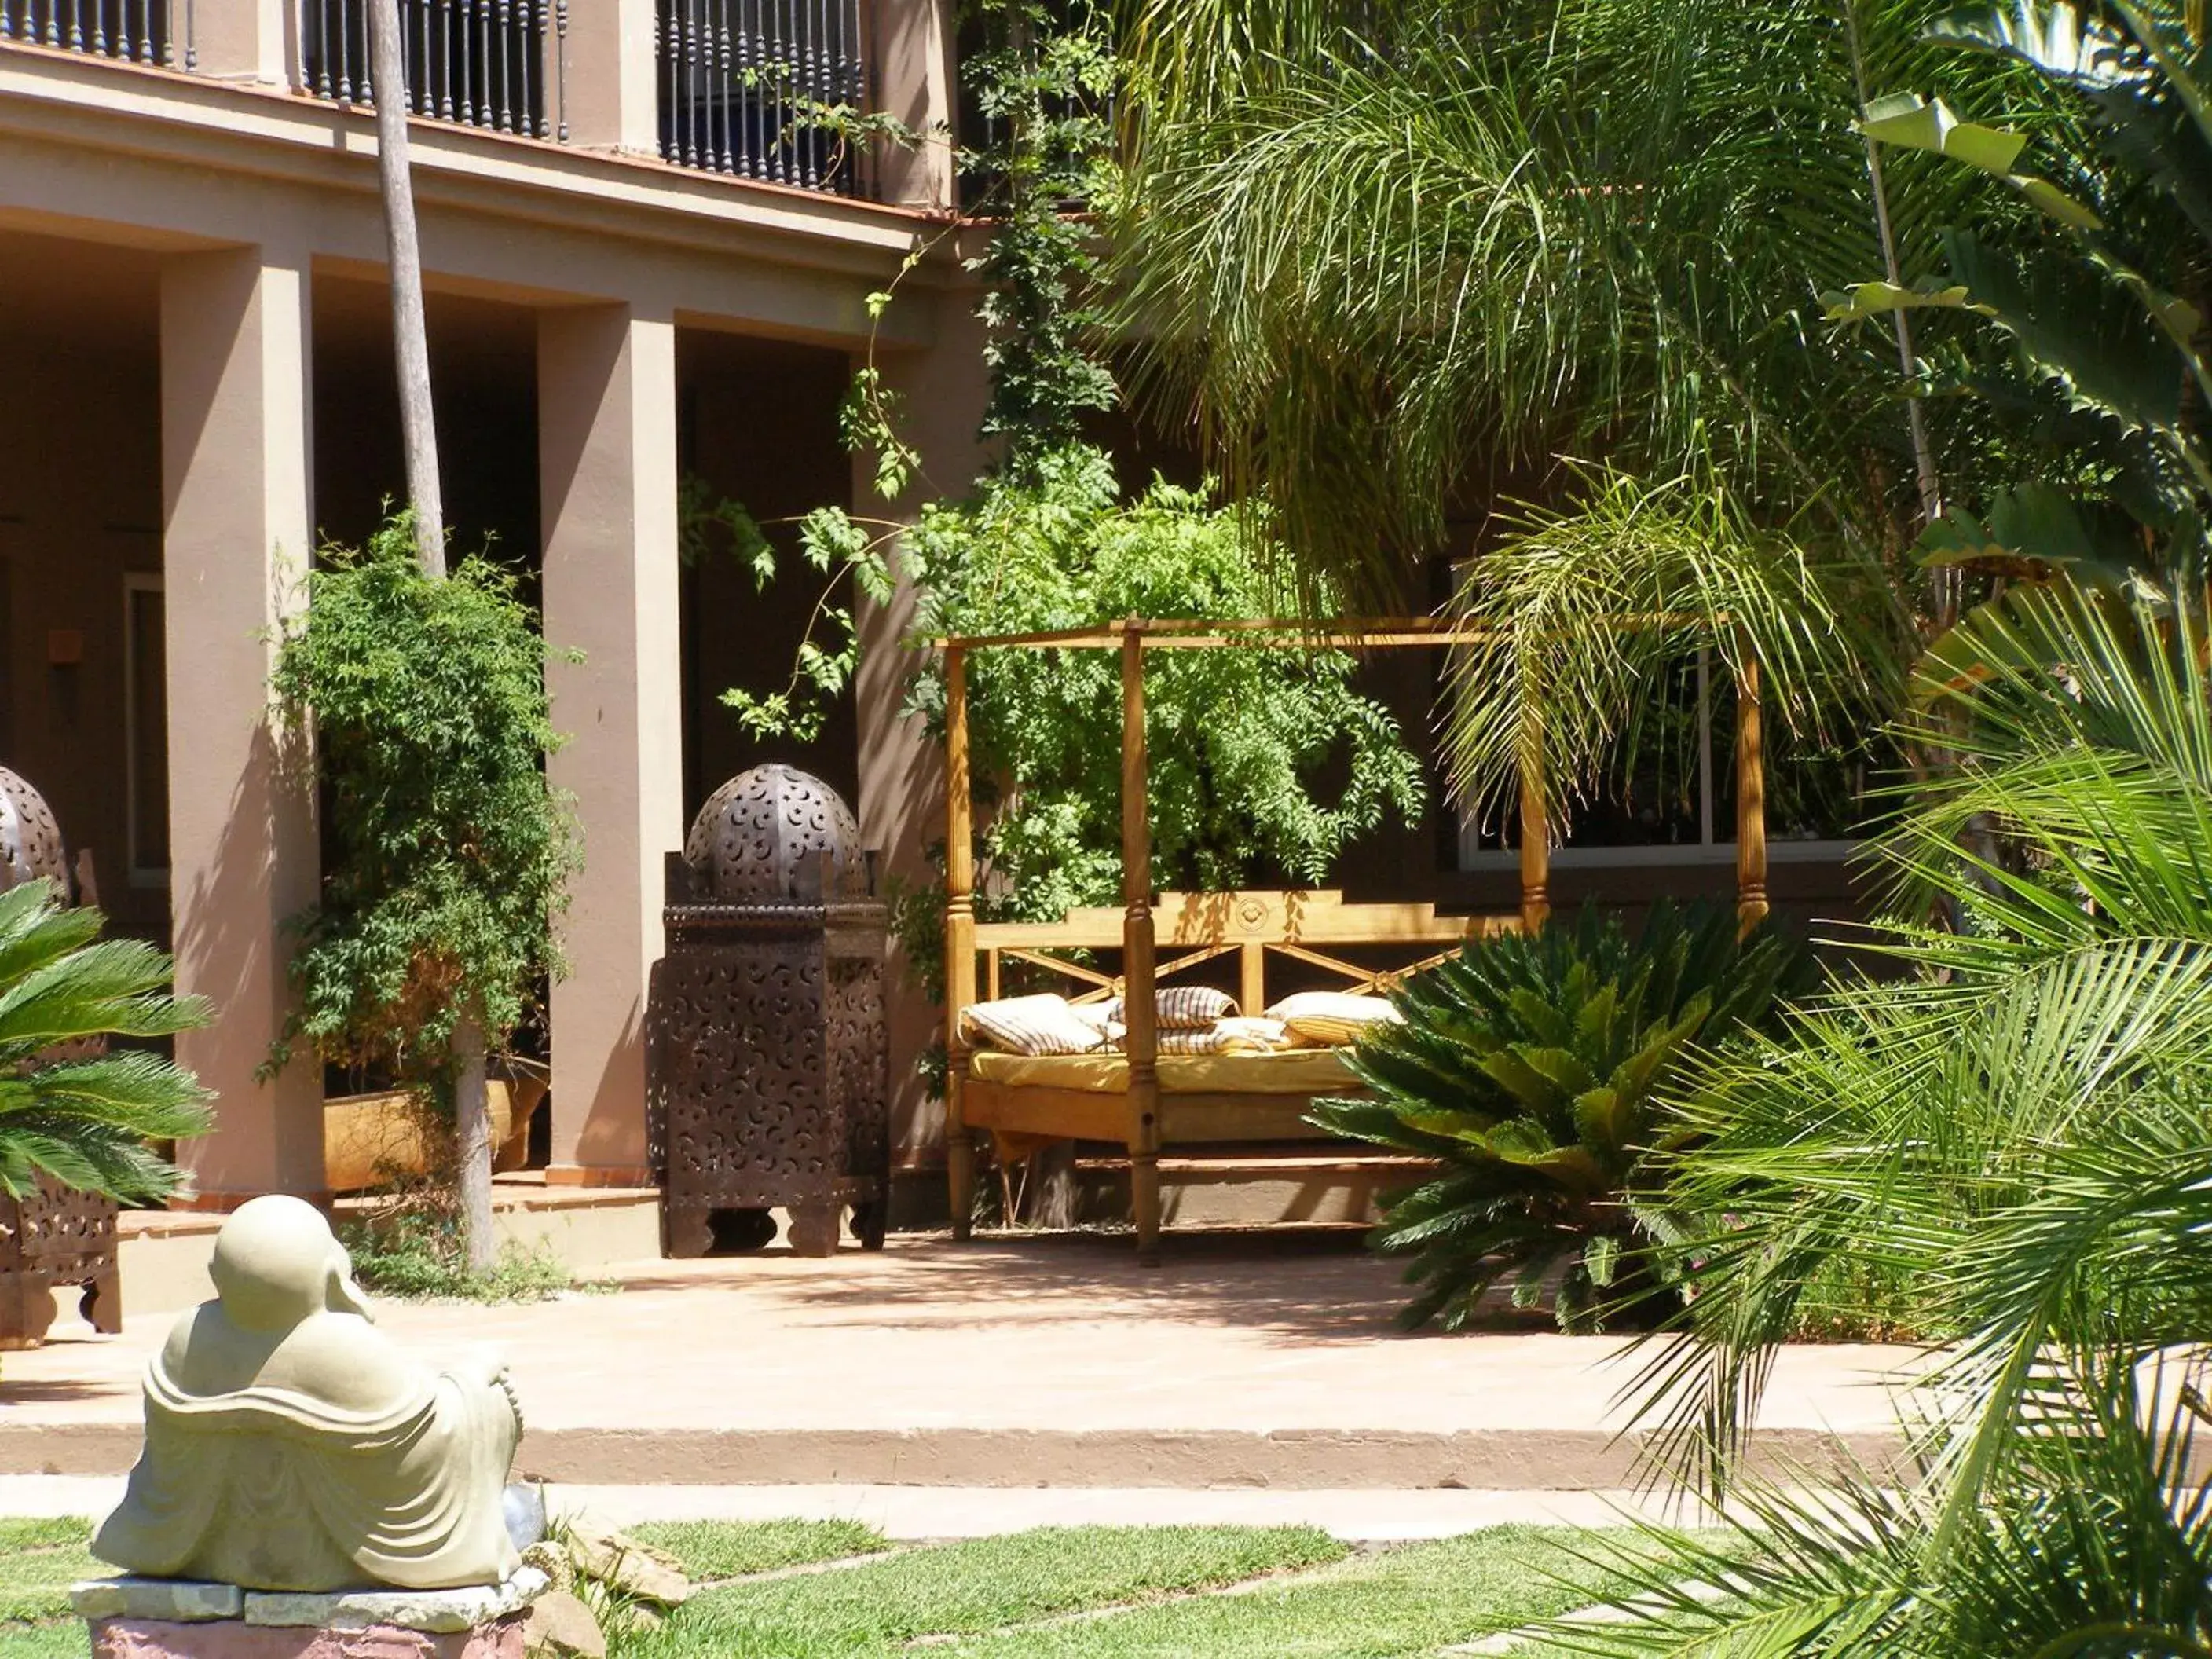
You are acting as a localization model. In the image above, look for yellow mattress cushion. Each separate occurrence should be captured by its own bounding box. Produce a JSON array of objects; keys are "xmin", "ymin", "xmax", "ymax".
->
[{"xmin": 969, "ymin": 1046, "xmax": 1359, "ymax": 1094}]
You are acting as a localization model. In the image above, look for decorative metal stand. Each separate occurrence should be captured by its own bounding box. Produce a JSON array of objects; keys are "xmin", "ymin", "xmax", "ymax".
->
[
  {"xmin": 650, "ymin": 766, "xmax": 891, "ymax": 1258},
  {"xmin": 0, "ymin": 1174, "xmax": 123, "ymax": 1347},
  {"xmin": 0, "ymin": 765, "xmax": 123, "ymax": 1343}
]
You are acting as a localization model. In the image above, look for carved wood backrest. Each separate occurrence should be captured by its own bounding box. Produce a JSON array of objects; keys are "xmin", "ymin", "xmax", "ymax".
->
[{"xmin": 968, "ymin": 889, "xmax": 1518, "ymax": 1015}]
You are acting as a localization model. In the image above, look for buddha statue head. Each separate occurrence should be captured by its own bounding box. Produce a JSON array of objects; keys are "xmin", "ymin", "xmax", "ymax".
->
[{"xmin": 205, "ymin": 1195, "xmax": 375, "ymax": 1334}]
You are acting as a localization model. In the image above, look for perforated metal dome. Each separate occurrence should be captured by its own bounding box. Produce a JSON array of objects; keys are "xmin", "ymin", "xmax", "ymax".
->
[
  {"xmin": 0, "ymin": 767, "xmax": 64, "ymax": 895},
  {"xmin": 683, "ymin": 764, "xmax": 867, "ymax": 903}
]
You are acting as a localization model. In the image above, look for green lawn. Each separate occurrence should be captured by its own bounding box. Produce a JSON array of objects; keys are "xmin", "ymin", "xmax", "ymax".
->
[
  {"xmin": 9, "ymin": 1515, "xmax": 1639, "ymax": 1657},
  {"xmin": 626, "ymin": 1518, "xmax": 892, "ymax": 1581},
  {"xmin": 0, "ymin": 1522, "xmax": 103, "ymax": 1659}
]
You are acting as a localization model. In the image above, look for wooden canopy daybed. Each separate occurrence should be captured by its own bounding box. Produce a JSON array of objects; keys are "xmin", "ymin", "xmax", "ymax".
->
[{"xmin": 940, "ymin": 617, "xmax": 1774, "ymax": 1263}]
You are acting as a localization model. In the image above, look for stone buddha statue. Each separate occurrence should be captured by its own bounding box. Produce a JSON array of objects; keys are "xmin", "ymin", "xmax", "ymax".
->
[{"xmin": 93, "ymin": 1196, "xmax": 523, "ymax": 1593}]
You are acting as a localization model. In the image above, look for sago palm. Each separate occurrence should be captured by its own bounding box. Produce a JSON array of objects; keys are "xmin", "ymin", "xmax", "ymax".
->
[
  {"xmin": 0, "ymin": 880, "xmax": 212, "ymax": 1203},
  {"xmin": 1313, "ymin": 901, "xmax": 1812, "ymax": 1332}
]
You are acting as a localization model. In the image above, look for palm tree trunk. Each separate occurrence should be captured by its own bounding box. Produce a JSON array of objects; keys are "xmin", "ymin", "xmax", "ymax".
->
[
  {"xmin": 367, "ymin": 0, "xmax": 492, "ymax": 1267},
  {"xmin": 1842, "ymin": 2, "xmax": 1946, "ymax": 616},
  {"xmin": 365, "ymin": 0, "xmax": 447, "ymax": 577}
]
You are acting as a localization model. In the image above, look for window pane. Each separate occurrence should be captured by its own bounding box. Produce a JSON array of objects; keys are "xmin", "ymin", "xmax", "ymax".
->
[{"xmin": 128, "ymin": 583, "xmax": 167, "ymax": 873}]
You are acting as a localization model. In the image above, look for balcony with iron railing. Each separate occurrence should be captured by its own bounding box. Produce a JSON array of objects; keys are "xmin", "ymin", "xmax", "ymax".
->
[
  {"xmin": 5, "ymin": 0, "xmax": 893, "ymax": 201},
  {"xmin": 300, "ymin": 0, "xmax": 562, "ymax": 138},
  {"xmin": 2, "ymin": 0, "xmax": 184, "ymax": 68}
]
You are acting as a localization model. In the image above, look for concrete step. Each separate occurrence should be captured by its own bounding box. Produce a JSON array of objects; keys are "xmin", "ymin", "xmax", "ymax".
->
[
  {"xmin": 0, "ymin": 1474, "xmax": 1729, "ymax": 1541},
  {"xmin": 0, "ymin": 1419, "xmax": 1906, "ymax": 1492}
]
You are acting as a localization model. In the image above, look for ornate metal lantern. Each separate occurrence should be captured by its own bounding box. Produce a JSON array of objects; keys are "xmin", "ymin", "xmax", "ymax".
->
[
  {"xmin": 650, "ymin": 766, "xmax": 891, "ymax": 1258},
  {"xmin": 0, "ymin": 767, "xmax": 121, "ymax": 1349},
  {"xmin": 0, "ymin": 766, "xmax": 66, "ymax": 895}
]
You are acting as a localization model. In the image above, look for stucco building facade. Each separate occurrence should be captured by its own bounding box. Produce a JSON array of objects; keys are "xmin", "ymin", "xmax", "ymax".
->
[{"xmin": 0, "ymin": 0, "xmax": 986, "ymax": 1207}]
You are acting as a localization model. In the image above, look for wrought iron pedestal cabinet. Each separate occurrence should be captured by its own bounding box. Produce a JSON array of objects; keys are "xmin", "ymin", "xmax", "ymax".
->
[
  {"xmin": 651, "ymin": 765, "xmax": 891, "ymax": 1258},
  {"xmin": 0, "ymin": 766, "xmax": 122, "ymax": 1346}
]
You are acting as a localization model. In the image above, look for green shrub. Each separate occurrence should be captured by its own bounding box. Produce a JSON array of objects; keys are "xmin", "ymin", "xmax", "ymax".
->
[
  {"xmin": 339, "ymin": 1182, "xmax": 578, "ymax": 1302},
  {"xmin": 1313, "ymin": 900, "xmax": 1812, "ymax": 1333},
  {"xmin": 268, "ymin": 515, "xmax": 577, "ymax": 1089},
  {"xmin": 892, "ymin": 444, "xmax": 1426, "ymax": 1002}
]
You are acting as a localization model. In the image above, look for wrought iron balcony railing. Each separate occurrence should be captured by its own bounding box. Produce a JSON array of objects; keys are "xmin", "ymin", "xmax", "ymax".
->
[
  {"xmin": 656, "ymin": 0, "xmax": 870, "ymax": 196},
  {"xmin": 299, "ymin": 0, "xmax": 562, "ymax": 139},
  {"xmin": 2, "ymin": 0, "xmax": 185, "ymax": 67},
  {"xmin": 4, "ymin": 0, "xmax": 887, "ymax": 204}
]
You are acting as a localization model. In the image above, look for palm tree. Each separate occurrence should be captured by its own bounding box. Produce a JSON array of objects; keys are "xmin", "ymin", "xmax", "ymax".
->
[
  {"xmin": 358, "ymin": 0, "xmax": 498, "ymax": 1272},
  {"xmin": 1541, "ymin": 573, "xmax": 2212, "ymax": 1654},
  {"xmin": 0, "ymin": 881, "xmax": 211, "ymax": 1203},
  {"xmin": 1111, "ymin": 0, "xmax": 2053, "ymax": 819}
]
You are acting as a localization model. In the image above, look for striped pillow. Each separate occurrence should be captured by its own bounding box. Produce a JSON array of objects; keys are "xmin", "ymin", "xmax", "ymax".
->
[
  {"xmin": 1106, "ymin": 986, "xmax": 1240, "ymax": 1030},
  {"xmin": 960, "ymin": 995, "xmax": 1113, "ymax": 1057},
  {"xmin": 1264, "ymin": 991, "xmax": 1403, "ymax": 1047}
]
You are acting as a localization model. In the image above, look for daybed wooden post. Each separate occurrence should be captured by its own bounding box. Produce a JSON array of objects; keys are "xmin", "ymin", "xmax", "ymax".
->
[
  {"xmin": 1734, "ymin": 650, "xmax": 1770, "ymax": 935},
  {"xmin": 1121, "ymin": 623, "xmax": 1164, "ymax": 1266},
  {"xmin": 943, "ymin": 645, "xmax": 979, "ymax": 1240},
  {"xmin": 1518, "ymin": 745, "xmax": 1551, "ymax": 933}
]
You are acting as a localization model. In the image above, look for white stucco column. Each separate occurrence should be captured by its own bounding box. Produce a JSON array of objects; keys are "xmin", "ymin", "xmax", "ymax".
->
[
  {"xmin": 539, "ymin": 301, "xmax": 682, "ymax": 1185},
  {"xmin": 855, "ymin": 288, "xmax": 991, "ymax": 1171},
  {"xmin": 558, "ymin": 0, "xmax": 661, "ymax": 153},
  {"xmin": 159, "ymin": 243, "xmax": 322, "ymax": 1202},
  {"xmin": 874, "ymin": 0, "xmax": 960, "ymax": 211},
  {"xmin": 187, "ymin": 0, "xmax": 292, "ymax": 84}
]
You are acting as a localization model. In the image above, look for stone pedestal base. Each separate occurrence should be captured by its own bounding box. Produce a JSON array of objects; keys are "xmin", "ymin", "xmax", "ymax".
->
[
  {"xmin": 75, "ymin": 1570, "xmax": 548, "ymax": 1659},
  {"xmin": 90, "ymin": 1613, "xmax": 525, "ymax": 1657}
]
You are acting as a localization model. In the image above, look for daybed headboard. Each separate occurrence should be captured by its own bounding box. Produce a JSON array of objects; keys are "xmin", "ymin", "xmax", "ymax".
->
[{"xmin": 967, "ymin": 888, "xmax": 1518, "ymax": 1016}]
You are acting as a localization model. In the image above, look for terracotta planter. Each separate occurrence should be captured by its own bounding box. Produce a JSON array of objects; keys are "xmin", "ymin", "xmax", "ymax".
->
[{"xmin": 323, "ymin": 1082, "xmax": 546, "ymax": 1194}]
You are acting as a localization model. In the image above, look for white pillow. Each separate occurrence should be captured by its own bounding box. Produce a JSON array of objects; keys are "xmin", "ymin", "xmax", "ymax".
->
[
  {"xmin": 1106, "ymin": 985, "xmax": 1240, "ymax": 1030},
  {"xmin": 960, "ymin": 994, "xmax": 1114, "ymax": 1057},
  {"xmin": 1263, "ymin": 991, "xmax": 1403, "ymax": 1047},
  {"xmin": 1214, "ymin": 1016, "xmax": 1292, "ymax": 1054}
]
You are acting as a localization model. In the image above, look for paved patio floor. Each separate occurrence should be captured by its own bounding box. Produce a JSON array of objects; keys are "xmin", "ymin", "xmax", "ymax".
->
[{"xmin": 0, "ymin": 1230, "xmax": 1921, "ymax": 1492}]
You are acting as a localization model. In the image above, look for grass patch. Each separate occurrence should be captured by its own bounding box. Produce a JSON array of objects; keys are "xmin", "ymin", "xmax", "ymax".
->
[
  {"xmin": 624, "ymin": 1520, "xmax": 892, "ymax": 1581},
  {"xmin": 0, "ymin": 1518, "xmax": 94, "ymax": 1659},
  {"xmin": 0, "ymin": 1522, "xmax": 98, "ymax": 1626},
  {"xmin": 931, "ymin": 1525, "xmax": 1651, "ymax": 1657},
  {"xmin": 0, "ymin": 1515, "xmax": 1664, "ymax": 1658},
  {"xmin": 630, "ymin": 1525, "xmax": 1346, "ymax": 1657},
  {"xmin": 0, "ymin": 1626, "xmax": 82, "ymax": 1659}
]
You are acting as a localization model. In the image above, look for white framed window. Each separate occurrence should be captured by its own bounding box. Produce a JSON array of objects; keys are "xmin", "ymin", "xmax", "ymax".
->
[
  {"xmin": 1457, "ymin": 647, "xmax": 1865, "ymax": 872},
  {"xmin": 123, "ymin": 573, "xmax": 169, "ymax": 888}
]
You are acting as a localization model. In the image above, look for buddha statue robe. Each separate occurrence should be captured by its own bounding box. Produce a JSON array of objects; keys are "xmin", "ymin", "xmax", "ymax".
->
[{"xmin": 93, "ymin": 1196, "xmax": 522, "ymax": 1593}]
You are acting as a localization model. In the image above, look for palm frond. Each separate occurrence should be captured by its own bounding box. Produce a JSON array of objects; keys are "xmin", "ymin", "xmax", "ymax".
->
[
  {"xmin": 0, "ymin": 884, "xmax": 209, "ymax": 1202},
  {"xmin": 1444, "ymin": 467, "xmax": 1903, "ymax": 834}
]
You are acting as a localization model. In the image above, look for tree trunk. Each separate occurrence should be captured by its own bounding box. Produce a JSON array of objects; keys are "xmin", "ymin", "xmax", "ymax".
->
[
  {"xmin": 365, "ymin": 0, "xmax": 446, "ymax": 577},
  {"xmin": 453, "ymin": 1013, "xmax": 496, "ymax": 1271},
  {"xmin": 368, "ymin": 0, "xmax": 493, "ymax": 1270},
  {"xmin": 1842, "ymin": 2, "xmax": 1945, "ymax": 610}
]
